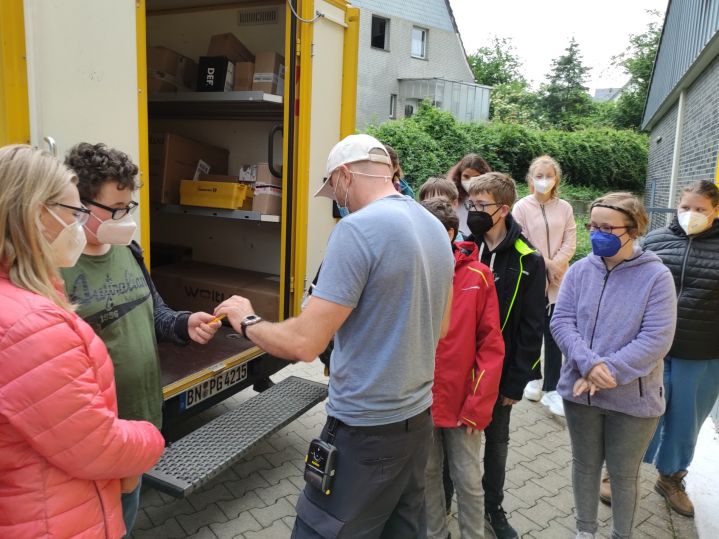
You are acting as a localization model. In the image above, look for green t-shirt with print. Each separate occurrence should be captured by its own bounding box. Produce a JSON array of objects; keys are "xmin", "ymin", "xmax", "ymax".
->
[{"xmin": 60, "ymin": 245, "xmax": 163, "ymax": 428}]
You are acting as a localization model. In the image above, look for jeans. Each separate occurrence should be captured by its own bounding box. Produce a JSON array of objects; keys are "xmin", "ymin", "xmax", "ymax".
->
[
  {"xmin": 643, "ymin": 355, "xmax": 719, "ymax": 475},
  {"xmin": 564, "ymin": 400, "xmax": 659, "ymax": 539},
  {"xmin": 121, "ymin": 477, "xmax": 142, "ymax": 538},
  {"xmin": 542, "ymin": 302, "xmax": 562, "ymax": 392},
  {"xmin": 291, "ymin": 409, "xmax": 432, "ymax": 539},
  {"xmin": 425, "ymin": 427, "xmax": 484, "ymax": 539},
  {"xmin": 482, "ymin": 399, "xmax": 513, "ymax": 512}
]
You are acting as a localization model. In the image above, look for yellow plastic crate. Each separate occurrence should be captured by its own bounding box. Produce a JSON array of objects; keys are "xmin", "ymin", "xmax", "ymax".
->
[{"xmin": 180, "ymin": 180, "xmax": 252, "ymax": 210}]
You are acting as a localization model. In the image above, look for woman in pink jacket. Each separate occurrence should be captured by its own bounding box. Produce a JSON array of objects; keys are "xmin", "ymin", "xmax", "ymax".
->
[
  {"xmin": 512, "ymin": 155, "xmax": 576, "ymax": 416},
  {"xmin": 0, "ymin": 145, "xmax": 165, "ymax": 538}
]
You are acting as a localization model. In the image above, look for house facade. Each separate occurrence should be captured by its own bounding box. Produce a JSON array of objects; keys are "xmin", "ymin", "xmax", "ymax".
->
[
  {"xmin": 351, "ymin": 0, "xmax": 491, "ymax": 128},
  {"xmin": 642, "ymin": 0, "xmax": 719, "ymax": 228}
]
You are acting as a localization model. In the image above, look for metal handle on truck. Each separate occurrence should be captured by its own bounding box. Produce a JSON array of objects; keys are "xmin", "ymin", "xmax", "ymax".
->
[{"xmin": 268, "ymin": 125, "xmax": 283, "ymax": 179}]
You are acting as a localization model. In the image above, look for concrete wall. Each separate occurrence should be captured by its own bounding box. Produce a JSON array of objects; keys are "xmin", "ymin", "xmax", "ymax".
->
[{"xmin": 354, "ymin": 7, "xmax": 474, "ymax": 129}]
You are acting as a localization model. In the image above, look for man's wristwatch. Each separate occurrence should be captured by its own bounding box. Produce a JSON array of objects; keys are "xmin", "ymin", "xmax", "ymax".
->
[{"xmin": 240, "ymin": 314, "xmax": 263, "ymax": 340}]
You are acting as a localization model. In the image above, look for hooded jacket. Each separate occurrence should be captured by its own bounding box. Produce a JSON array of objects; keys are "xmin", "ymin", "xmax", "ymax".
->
[
  {"xmin": 0, "ymin": 275, "xmax": 165, "ymax": 538},
  {"xmin": 432, "ymin": 241, "xmax": 504, "ymax": 430},
  {"xmin": 552, "ymin": 248, "xmax": 677, "ymax": 417},
  {"xmin": 512, "ymin": 195, "xmax": 576, "ymax": 304},
  {"xmin": 468, "ymin": 214, "xmax": 546, "ymax": 400},
  {"xmin": 642, "ymin": 218, "xmax": 719, "ymax": 360}
]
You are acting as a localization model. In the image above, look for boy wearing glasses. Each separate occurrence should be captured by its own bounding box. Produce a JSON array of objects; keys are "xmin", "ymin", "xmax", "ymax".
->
[
  {"xmin": 60, "ymin": 143, "xmax": 221, "ymax": 536},
  {"xmin": 465, "ymin": 172, "xmax": 545, "ymax": 539}
]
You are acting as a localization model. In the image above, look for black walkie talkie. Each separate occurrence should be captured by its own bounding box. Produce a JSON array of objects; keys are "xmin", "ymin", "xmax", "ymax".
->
[{"xmin": 304, "ymin": 417, "xmax": 339, "ymax": 495}]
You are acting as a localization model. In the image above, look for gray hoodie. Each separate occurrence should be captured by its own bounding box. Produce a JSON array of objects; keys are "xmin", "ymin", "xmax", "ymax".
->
[{"xmin": 551, "ymin": 247, "xmax": 677, "ymax": 418}]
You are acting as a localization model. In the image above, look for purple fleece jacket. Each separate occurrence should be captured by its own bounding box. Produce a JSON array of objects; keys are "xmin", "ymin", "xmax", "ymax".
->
[{"xmin": 551, "ymin": 247, "xmax": 677, "ymax": 418}]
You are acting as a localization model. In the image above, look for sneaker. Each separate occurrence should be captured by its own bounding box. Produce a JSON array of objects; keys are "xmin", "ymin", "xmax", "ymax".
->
[
  {"xmin": 540, "ymin": 390, "xmax": 565, "ymax": 417},
  {"xmin": 485, "ymin": 508, "xmax": 518, "ymax": 539},
  {"xmin": 575, "ymin": 532, "xmax": 595, "ymax": 539},
  {"xmin": 599, "ymin": 471, "xmax": 611, "ymax": 506},
  {"xmin": 523, "ymin": 379, "xmax": 543, "ymax": 402},
  {"xmin": 655, "ymin": 472, "xmax": 694, "ymax": 517}
]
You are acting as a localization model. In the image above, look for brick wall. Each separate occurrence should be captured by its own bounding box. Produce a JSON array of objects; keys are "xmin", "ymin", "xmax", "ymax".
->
[
  {"xmin": 646, "ymin": 53, "xmax": 719, "ymax": 229},
  {"xmin": 355, "ymin": 8, "xmax": 473, "ymax": 129}
]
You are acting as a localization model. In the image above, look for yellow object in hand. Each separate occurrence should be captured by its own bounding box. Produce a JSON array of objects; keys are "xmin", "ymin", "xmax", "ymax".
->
[{"xmin": 210, "ymin": 314, "xmax": 227, "ymax": 325}]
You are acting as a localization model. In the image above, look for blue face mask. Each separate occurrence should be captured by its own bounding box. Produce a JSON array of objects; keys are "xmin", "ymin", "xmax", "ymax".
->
[
  {"xmin": 590, "ymin": 230, "xmax": 624, "ymax": 257},
  {"xmin": 338, "ymin": 206, "xmax": 350, "ymax": 218}
]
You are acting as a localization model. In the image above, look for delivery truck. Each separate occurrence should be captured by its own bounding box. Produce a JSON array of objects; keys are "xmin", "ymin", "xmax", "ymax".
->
[{"xmin": 0, "ymin": 0, "xmax": 359, "ymax": 497}]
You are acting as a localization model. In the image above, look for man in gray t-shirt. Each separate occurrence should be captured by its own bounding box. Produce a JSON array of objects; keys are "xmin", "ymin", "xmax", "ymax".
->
[{"xmin": 216, "ymin": 134, "xmax": 454, "ymax": 538}]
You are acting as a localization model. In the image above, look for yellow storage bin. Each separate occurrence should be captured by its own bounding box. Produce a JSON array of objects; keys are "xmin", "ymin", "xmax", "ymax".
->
[{"xmin": 180, "ymin": 180, "xmax": 253, "ymax": 210}]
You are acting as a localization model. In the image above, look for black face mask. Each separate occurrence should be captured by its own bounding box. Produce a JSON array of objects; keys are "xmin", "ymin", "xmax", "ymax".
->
[{"xmin": 467, "ymin": 209, "xmax": 498, "ymax": 237}]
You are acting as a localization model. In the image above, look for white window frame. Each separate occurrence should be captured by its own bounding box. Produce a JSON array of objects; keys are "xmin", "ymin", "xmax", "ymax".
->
[
  {"xmin": 411, "ymin": 26, "xmax": 428, "ymax": 59},
  {"xmin": 389, "ymin": 94, "xmax": 397, "ymax": 119}
]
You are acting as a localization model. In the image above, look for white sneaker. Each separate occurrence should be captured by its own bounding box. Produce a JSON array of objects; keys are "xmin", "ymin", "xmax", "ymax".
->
[
  {"xmin": 541, "ymin": 391, "xmax": 565, "ymax": 417},
  {"xmin": 575, "ymin": 532, "xmax": 595, "ymax": 539},
  {"xmin": 523, "ymin": 379, "xmax": 543, "ymax": 402}
]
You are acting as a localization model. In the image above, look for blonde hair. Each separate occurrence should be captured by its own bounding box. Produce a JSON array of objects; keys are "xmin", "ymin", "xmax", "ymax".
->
[
  {"xmin": 0, "ymin": 145, "xmax": 77, "ymax": 310},
  {"xmin": 468, "ymin": 172, "xmax": 517, "ymax": 207},
  {"xmin": 418, "ymin": 176, "xmax": 459, "ymax": 202},
  {"xmin": 590, "ymin": 192, "xmax": 648, "ymax": 237},
  {"xmin": 527, "ymin": 155, "xmax": 562, "ymax": 198}
]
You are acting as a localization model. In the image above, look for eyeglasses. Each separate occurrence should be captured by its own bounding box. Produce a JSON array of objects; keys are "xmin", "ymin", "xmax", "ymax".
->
[
  {"xmin": 51, "ymin": 203, "xmax": 92, "ymax": 225},
  {"xmin": 83, "ymin": 199, "xmax": 138, "ymax": 220},
  {"xmin": 464, "ymin": 200, "xmax": 501, "ymax": 213},
  {"xmin": 584, "ymin": 223, "xmax": 634, "ymax": 234}
]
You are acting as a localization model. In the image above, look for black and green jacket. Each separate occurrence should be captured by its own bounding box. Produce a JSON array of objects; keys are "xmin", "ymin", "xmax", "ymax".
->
[{"xmin": 468, "ymin": 214, "xmax": 545, "ymax": 401}]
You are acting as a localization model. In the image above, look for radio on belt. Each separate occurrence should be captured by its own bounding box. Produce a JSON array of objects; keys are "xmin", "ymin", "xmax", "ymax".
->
[{"xmin": 303, "ymin": 417, "xmax": 339, "ymax": 495}]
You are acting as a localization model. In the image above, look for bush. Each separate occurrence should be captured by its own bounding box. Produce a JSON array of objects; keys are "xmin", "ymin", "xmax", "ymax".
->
[{"xmin": 366, "ymin": 102, "xmax": 649, "ymax": 194}]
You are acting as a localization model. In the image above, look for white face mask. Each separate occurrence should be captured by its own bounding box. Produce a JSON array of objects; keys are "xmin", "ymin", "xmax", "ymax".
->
[
  {"xmin": 45, "ymin": 207, "xmax": 87, "ymax": 267},
  {"xmin": 533, "ymin": 178, "xmax": 555, "ymax": 195},
  {"xmin": 92, "ymin": 212, "xmax": 137, "ymax": 245},
  {"xmin": 461, "ymin": 177, "xmax": 478, "ymax": 194},
  {"xmin": 678, "ymin": 211, "xmax": 709, "ymax": 236}
]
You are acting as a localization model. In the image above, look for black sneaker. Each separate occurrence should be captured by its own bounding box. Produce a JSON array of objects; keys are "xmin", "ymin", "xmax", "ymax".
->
[{"xmin": 485, "ymin": 508, "xmax": 518, "ymax": 539}]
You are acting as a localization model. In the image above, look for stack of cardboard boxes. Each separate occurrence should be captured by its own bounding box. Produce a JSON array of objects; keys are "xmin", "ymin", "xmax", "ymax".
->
[{"xmin": 148, "ymin": 32, "xmax": 284, "ymax": 95}]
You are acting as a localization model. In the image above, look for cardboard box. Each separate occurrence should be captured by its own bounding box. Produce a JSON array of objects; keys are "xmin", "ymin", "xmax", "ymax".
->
[
  {"xmin": 252, "ymin": 185, "xmax": 282, "ymax": 215},
  {"xmin": 150, "ymin": 133, "xmax": 229, "ymax": 204},
  {"xmin": 207, "ymin": 33, "xmax": 254, "ymax": 64},
  {"xmin": 180, "ymin": 180, "xmax": 252, "ymax": 210},
  {"xmin": 151, "ymin": 262, "xmax": 279, "ymax": 320},
  {"xmin": 150, "ymin": 243, "xmax": 193, "ymax": 267},
  {"xmin": 233, "ymin": 62, "xmax": 255, "ymax": 91},
  {"xmin": 256, "ymin": 162, "xmax": 282, "ymax": 187},
  {"xmin": 197, "ymin": 57, "xmax": 234, "ymax": 92},
  {"xmin": 252, "ymin": 52, "xmax": 285, "ymax": 94},
  {"xmin": 199, "ymin": 174, "xmax": 239, "ymax": 183},
  {"xmin": 147, "ymin": 46, "xmax": 197, "ymax": 89},
  {"xmin": 148, "ymin": 74, "xmax": 180, "ymax": 94}
]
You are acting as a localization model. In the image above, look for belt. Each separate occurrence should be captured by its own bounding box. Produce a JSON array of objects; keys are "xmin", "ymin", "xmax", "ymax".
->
[{"xmin": 327, "ymin": 408, "xmax": 431, "ymax": 436}]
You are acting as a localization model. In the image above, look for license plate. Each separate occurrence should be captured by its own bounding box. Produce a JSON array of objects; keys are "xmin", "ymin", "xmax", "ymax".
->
[{"xmin": 181, "ymin": 363, "xmax": 248, "ymax": 410}]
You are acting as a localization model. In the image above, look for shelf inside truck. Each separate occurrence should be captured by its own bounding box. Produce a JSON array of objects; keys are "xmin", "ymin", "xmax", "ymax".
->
[
  {"xmin": 148, "ymin": 91, "xmax": 283, "ymax": 120},
  {"xmin": 155, "ymin": 203, "xmax": 280, "ymax": 222}
]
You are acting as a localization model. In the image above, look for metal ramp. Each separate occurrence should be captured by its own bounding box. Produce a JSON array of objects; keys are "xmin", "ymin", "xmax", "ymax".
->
[{"xmin": 144, "ymin": 376, "xmax": 328, "ymax": 497}]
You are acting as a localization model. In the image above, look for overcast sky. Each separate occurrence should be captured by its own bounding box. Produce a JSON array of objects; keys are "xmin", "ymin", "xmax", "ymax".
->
[{"xmin": 449, "ymin": 0, "xmax": 668, "ymax": 94}]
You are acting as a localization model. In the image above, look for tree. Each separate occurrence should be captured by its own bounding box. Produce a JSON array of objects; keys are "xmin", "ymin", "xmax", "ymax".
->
[
  {"xmin": 489, "ymin": 81, "xmax": 542, "ymax": 127},
  {"xmin": 612, "ymin": 12, "xmax": 662, "ymax": 129},
  {"xmin": 538, "ymin": 38, "xmax": 593, "ymax": 131},
  {"xmin": 467, "ymin": 37, "xmax": 526, "ymax": 87}
]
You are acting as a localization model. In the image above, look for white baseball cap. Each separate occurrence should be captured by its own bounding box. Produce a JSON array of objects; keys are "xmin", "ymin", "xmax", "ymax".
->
[{"xmin": 314, "ymin": 134, "xmax": 392, "ymax": 199}]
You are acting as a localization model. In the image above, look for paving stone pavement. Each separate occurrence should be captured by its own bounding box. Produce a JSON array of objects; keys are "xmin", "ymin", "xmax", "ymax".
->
[{"xmin": 133, "ymin": 361, "xmax": 701, "ymax": 539}]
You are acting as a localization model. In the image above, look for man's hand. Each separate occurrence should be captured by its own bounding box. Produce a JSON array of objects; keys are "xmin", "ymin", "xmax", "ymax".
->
[
  {"xmin": 214, "ymin": 296, "xmax": 256, "ymax": 333},
  {"xmin": 120, "ymin": 476, "xmax": 140, "ymax": 494},
  {"xmin": 587, "ymin": 362, "xmax": 617, "ymax": 389},
  {"xmin": 188, "ymin": 312, "xmax": 222, "ymax": 344},
  {"xmin": 500, "ymin": 395, "xmax": 518, "ymax": 406}
]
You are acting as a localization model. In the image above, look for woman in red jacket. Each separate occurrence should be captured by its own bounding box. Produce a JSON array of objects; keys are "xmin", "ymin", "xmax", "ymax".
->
[
  {"xmin": 0, "ymin": 145, "xmax": 165, "ymax": 538},
  {"xmin": 420, "ymin": 198, "xmax": 505, "ymax": 539}
]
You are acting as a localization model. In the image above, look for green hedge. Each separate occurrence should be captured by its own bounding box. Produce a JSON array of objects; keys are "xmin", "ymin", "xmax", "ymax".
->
[{"xmin": 367, "ymin": 102, "xmax": 649, "ymax": 195}]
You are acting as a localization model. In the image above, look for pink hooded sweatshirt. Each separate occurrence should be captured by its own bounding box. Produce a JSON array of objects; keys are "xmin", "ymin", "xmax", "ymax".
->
[
  {"xmin": 0, "ymin": 275, "xmax": 165, "ymax": 538},
  {"xmin": 512, "ymin": 195, "xmax": 576, "ymax": 304}
]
